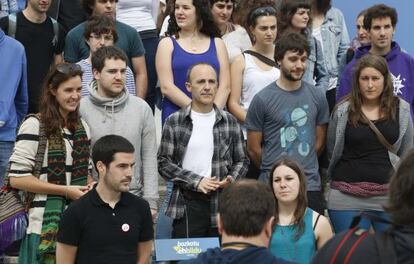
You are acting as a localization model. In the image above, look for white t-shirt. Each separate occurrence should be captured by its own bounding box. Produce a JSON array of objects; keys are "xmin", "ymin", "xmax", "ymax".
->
[
  {"xmin": 182, "ymin": 110, "xmax": 216, "ymax": 178},
  {"xmin": 116, "ymin": 0, "xmax": 157, "ymax": 32}
]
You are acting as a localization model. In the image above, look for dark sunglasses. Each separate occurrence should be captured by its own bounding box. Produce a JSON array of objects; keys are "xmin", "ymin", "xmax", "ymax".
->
[
  {"xmin": 248, "ymin": 6, "xmax": 277, "ymax": 23},
  {"xmin": 55, "ymin": 63, "xmax": 82, "ymax": 75}
]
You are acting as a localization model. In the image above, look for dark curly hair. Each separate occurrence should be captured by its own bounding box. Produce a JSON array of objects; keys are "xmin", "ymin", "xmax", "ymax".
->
[
  {"xmin": 363, "ymin": 4, "xmax": 398, "ymax": 31},
  {"xmin": 167, "ymin": 0, "xmax": 221, "ymax": 38},
  {"xmin": 277, "ymin": 0, "xmax": 312, "ymax": 39},
  {"xmin": 83, "ymin": 15, "xmax": 118, "ymax": 43}
]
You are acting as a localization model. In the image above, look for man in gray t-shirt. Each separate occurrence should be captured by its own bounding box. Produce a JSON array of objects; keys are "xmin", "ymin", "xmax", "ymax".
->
[{"xmin": 245, "ymin": 33, "xmax": 329, "ymax": 214}]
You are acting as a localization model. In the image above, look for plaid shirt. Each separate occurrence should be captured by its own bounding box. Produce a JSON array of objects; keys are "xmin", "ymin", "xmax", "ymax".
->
[{"xmin": 158, "ymin": 105, "xmax": 249, "ymax": 227}]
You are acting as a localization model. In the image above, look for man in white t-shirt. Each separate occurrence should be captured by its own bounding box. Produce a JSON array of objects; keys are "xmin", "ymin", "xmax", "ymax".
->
[{"xmin": 158, "ymin": 62, "xmax": 249, "ymax": 238}]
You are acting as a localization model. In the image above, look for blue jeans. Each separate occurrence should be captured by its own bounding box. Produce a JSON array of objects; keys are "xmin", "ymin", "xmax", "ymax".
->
[
  {"xmin": 152, "ymin": 182, "xmax": 173, "ymax": 263},
  {"xmin": 140, "ymin": 35, "xmax": 160, "ymax": 113},
  {"xmin": 0, "ymin": 141, "xmax": 14, "ymax": 187},
  {"xmin": 155, "ymin": 181, "xmax": 174, "ymax": 239},
  {"xmin": 328, "ymin": 209, "xmax": 390, "ymax": 233}
]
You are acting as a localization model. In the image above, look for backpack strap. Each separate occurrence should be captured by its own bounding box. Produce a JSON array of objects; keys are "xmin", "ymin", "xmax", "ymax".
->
[
  {"xmin": 50, "ymin": 17, "xmax": 59, "ymax": 49},
  {"xmin": 7, "ymin": 12, "xmax": 17, "ymax": 38},
  {"xmin": 375, "ymin": 231, "xmax": 397, "ymax": 264},
  {"xmin": 243, "ymin": 50, "xmax": 278, "ymax": 68},
  {"xmin": 329, "ymin": 227, "xmax": 370, "ymax": 264}
]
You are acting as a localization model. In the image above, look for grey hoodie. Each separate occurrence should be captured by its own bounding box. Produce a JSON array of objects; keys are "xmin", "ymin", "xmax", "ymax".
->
[{"xmin": 80, "ymin": 80, "xmax": 158, "ymax": 209}]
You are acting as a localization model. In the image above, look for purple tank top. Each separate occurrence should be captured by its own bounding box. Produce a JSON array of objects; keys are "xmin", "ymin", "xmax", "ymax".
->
[{"xmin": 161, "ymin": 37, "xmax": 220, "ymax": 124}]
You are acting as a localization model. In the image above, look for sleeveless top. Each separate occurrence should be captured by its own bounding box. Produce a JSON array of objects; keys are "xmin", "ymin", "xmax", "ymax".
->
[
  {"xmin": 269, "ymin": 208, "xmax": 316, "ymax": 264},
  {"xmin": 241, "ymin": 53, "xmax": 279, "ymax": 111},
  {"xmin": 161, "ymin": 37, "xmax": 220, "ymax": 124}
]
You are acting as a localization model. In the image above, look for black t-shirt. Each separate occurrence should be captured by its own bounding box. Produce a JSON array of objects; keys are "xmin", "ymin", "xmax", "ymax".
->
[
  {"xmin": 47, "ymin": 0, "xmax": 86, "ymax": 35},
  {"xmin": 0, "ymin": 12, "xmax": 65, "ymax": 113},
  {"xmin": 57, "ymin": 187, "xmax": 154, "ymax": 264},
  {"xmin": 332, "ymin": 116, "xmax": 399, "ymax": 184}
]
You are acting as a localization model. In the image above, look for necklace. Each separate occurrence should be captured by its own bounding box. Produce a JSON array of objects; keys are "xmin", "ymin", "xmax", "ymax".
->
[{"xmin": 221, "ymin": 242, "xmax": 258, "ymax": 250}]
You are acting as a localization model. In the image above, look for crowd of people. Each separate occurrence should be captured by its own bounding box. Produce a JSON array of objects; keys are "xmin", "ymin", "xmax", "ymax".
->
[{"xmin": 1, "ymin": 0, "xmax": 414, "ymax": 263}]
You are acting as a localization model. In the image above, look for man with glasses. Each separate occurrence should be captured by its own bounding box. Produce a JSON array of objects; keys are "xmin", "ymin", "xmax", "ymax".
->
[
  {"xmin": 0, "ymin": 0, "xmax": 65, "ymax": 114},
  {"xmin": 64, "ymin": 0, "xmax": 148, "ymax": 99},
  {"xmin": 77, "ymin": 15, "xmax": 136, "ymax": 97},
  {"xmin": 79, "ymin": 46, "xmax": 159, "ymax": 220}
]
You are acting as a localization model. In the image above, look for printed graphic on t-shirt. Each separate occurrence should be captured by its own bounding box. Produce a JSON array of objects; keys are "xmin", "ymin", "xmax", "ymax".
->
[
  {"xmin": 280, "ymin": 105, "xmax": 311, "ymax": 157},
  {"xmin": 391, "ymin": 72, "xmax": 405, "ymax": 95}
]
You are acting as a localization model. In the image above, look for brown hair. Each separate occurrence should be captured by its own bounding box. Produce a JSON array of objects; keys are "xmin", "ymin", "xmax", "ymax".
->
[
  {"xmin": 348, "ymin": 54, "xmax": 398, "ymax": 126},
  {"xmin": 84, "ymin": 15, "xmax": 118, "ymax": 43},
  {"xmin": 386, "ymin": 149, "xmax": 414, "ymax": 226},
  {"xmin": 81, "ymin": 0, "xmax": 119, "ymax": 17},
  {"xmin": 277, "ymin": 0, "xmax": 312, "ymax": 39},
  {"xmin": 363, "ymin": 4, "xmax": 398, "ymax": 31},
  {"xmin": 39, "ymin": 63, "xmax": 83, "ymax": 137},
  {"xmin": 232, "ymin": 0, "xmax": 276, "ymax": 29},
  {"xmin": 269, "ymin": 157, "xmax": 308, "ymax": 240},
  {"xmin": 219, "ymin": 180, "xmax": 275, "ymax": 237}
]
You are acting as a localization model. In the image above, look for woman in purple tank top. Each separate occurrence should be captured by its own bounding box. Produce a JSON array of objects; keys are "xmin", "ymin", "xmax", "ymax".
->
[{"xmin": 156, "ymin": 0, "xmax": 230, "ymax": 124}]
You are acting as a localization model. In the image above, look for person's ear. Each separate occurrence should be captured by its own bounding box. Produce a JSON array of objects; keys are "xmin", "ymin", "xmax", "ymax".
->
[
  {"xmin": 185, "ymin": 81, "xmax": 192, "ymax": 93},
  {"xmin": 93, "ymin": 68, "xmax": 100, "ymax": 80},
  {"xmin": 96, "ymin": 161, "xmax": 106, "ymax": 176},
  {"xmin": 265, "ymin": 216, "xmax": 275, "ymax": 238}
]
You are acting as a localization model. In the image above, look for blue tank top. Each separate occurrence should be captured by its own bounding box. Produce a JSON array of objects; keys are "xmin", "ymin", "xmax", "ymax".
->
[
  {"xmin": 269, "ymin": 208, "xmax": 316, "ymax": 264},
  {"xmin": 161, "ymin": 37, "xmax": 220, "ymax": 124}
]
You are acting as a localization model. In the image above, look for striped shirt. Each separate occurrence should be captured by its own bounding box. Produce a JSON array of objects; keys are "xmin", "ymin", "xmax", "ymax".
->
[
  {"xmin": 77, "ymin": 59, "xmax": 136, "ymax": 97},
  {"xmin": 8, "ymin": 117, "xmax": 91, "ymax": 235},
  {"xmin": 157, "ymin": 105, "xmax": 249, "ymax": 227}
]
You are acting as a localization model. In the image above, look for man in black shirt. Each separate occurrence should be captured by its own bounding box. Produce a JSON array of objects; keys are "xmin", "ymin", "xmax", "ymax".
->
[
  {"xmin": 56, "ymin": 135, "xmax": 154, "ymax": 264},
  {"xmin": 0, "ymin": 0, "xmax": 65, "ymax": 113}
]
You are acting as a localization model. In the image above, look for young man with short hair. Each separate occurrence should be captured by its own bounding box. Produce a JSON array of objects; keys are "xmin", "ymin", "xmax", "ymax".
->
[
  {"xmin": 79, "ymin": 46, "xmax": 158, "ymax": 216},
  {"xmin": 158, "ymin": 62, "xmax": 248, "ymax": 238},
  {"xmin": 337, "ymin": 4, "xmax": 414, "ymax": 114},
  {"xmin": 0, "ymin": 0, "xmax": 65, "ymax": 113},
  {"xmin": 56, "ymin": 135, "xmax": 153, "ymax": 264},
  {"xmin": 246, "ymin": 32, "xmax": 329, "ymax": 215},
  {"xmin": 182, "ymin": 180, "xmax": 290, "ymax": 264},
  {"xmin": 77, "ymin": 14, "xmax": 136, "ymax": 97},
  {"xmin": 64, "ymin": 0, "xmax": 148, "ymax": 99}
]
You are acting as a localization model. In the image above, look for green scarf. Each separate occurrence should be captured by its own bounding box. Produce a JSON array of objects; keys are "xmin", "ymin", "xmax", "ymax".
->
[{"xmin": 38, "ymin": 119, "xmax": 90, "ymax": 263}]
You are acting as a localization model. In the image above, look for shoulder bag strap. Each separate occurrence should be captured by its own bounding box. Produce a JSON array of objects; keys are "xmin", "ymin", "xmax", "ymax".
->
[
  {"xmin": 360, "ymin": 113, "xmax": 397, "ymax": 154},
  {"xmin": 243, "ymin": 50, "xmax": 278, "ymax": 68},
  {"xmin": 23, "ymin": 114, "xmax": 47, "ymax": 210}
]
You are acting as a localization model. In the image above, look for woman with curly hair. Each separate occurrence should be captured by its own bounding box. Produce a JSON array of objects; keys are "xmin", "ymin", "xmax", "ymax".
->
[
  {"xmin": 8, "ymin": 63, "xmax": 92, "ymax": 263},
  {"xmin": 269, "ymin": 158, "xmax": 332, "ymax": 263},
  {"xmin": 327, "ymin": 54, "xmax": 414, "ymax": 233},
  {"xmin": 278, "ymin": 0, "xmax": 329, "ymax": 93},
  {"xmin": 156, "ymin": 0, "xmax": 230, "ymax": 124}
]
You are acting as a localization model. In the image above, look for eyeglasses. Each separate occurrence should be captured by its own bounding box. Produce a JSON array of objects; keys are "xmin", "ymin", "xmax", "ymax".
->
[
  {"xmin": 56, "ymin": 63, "xmax": 82, "ymax": 75},
  {"xmin": 248, "ymin": 6, "xmax": 277, "ymax": 24},
  {"xmin": 90, "ymin": 34, "xmax": 114, "ymax": 42}
]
